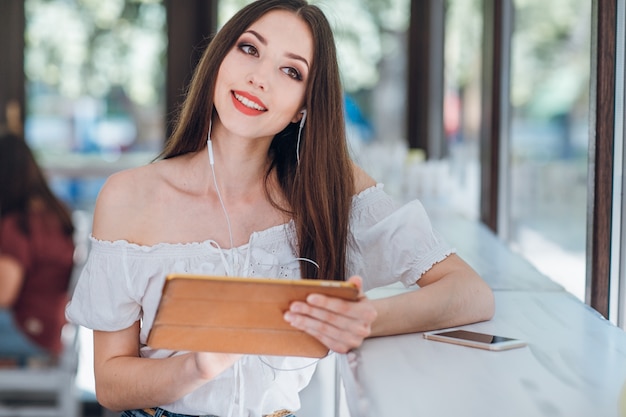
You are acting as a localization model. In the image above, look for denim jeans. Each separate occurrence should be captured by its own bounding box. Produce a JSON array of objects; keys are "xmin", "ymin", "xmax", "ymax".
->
[
  {"xmin": 121, "ymin": 409, "xmax": 219, "ymax": 417},
  {"xmin": 0, "ymin": 308, "xmax": 48, "ymax": 366},
  {"xmin": 121, "ymin": 408, "xmax": 296, "ymax": 417}
]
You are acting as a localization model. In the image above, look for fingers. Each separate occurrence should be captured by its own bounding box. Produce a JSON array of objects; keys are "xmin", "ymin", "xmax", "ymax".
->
[
  {"xmin": 347, "ymin": 275, "xmax": 364, "ymax": 294},
  {"xmin": 284, "ymin": 276, "xmax": 377, "ymax": 353}
]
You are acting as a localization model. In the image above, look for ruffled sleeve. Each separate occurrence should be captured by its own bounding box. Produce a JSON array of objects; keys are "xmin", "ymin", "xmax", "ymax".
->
[
  {"xmin": 347, "ymin": 184, "xmax": 455, "ymax": 292},
  {"xmin": 66, "ymin": 238, "xmax": 147, "ymax": 331}
]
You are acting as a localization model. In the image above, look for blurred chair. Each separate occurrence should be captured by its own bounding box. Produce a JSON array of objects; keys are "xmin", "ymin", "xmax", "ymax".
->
[{"xmin": 0, "ymin": 322, "xmax": 80, "ymax": 417}]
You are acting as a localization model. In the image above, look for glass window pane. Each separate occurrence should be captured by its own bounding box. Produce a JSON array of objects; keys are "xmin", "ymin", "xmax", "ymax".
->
[
  {"xmin": 509, "ymin": 0, "xmax": 591, "ymax": 301},
  {"xmin": 315, "ymin": 0, "xmax": 410, "ymax": 199},
  {"xmin": 443, "ymin": 0, "xmax": 483, "ymax": 219},
  {"xmin": 24, "ymin": 0, "xmax": 167, "ymax": 211}
]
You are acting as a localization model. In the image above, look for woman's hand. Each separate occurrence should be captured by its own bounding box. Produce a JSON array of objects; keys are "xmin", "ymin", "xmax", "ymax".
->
[
  {"xmin": 284, "ymin": 276, "xmax": 377, "ymax": 353},
  {"xmin": 192, "ymin": 352, "xmax": 243, "ymax": 380},
  {"xmin": 93, "ymin": 323, "xmax": 242, "ymax": 411}
]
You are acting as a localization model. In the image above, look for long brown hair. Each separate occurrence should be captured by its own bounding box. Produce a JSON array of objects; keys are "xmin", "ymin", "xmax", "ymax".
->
[
  {"xmin": 160, "ymin": 0, "xmax": 353, "ymax": 281},
  {"xmin": 0, "ymin": 131, "xmax": 74, "ymax": 236}
]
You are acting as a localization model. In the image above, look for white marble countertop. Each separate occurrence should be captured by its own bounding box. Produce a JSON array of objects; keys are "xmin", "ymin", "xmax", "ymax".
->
[{"xmin": 338, "ymin": 290, "xmax": 626, "ymax": 417}]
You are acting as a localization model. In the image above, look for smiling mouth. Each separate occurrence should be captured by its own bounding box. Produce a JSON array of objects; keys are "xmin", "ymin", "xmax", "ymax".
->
[{"xmin": 233, "ymin": 92, "xmax": 267, "ymax": 112}]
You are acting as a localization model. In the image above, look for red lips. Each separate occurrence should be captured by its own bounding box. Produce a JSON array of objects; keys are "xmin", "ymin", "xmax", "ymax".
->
[{"xmin": 231, "ymin": 91, "xmax": 267, "ymax": 116}]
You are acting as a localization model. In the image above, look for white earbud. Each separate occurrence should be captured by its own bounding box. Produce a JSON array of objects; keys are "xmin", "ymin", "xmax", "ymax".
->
[
  {"xmin": 207, "ymin": 119, "xmax": 215, "ymax": 165},
  {"xmin": 208, "ymin": 136, "xmax": 215, "ymax": 165},
  {"xmin": 299, "ymin": 109, "xmax": 307, "ymax": 128},
  {"xmin": 296, "ymin": 109, "xmax": 307, "ymax": 165}
]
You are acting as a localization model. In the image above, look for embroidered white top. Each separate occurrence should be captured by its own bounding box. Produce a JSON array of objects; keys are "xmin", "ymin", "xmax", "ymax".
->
[{"xmin": 65, "ymin": 184, "xmax": 454, "ymax": 416}]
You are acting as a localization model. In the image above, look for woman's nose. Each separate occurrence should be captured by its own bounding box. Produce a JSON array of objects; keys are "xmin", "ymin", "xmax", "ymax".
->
[
  {"xmin": 246, "ymin": 59, "xmax": 272, "ymax": 90},
  {"xmin": 247, "ymin": 74, "xmax": 265, "ymax": 90}
]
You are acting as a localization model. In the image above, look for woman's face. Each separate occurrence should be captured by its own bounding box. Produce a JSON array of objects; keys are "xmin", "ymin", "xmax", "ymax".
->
[{"xmin": 214, "ymin": 9, "xmax": 313, "ymax": 141}]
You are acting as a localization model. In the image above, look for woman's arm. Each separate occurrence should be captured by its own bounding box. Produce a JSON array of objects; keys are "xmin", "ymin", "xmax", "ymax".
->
[
  {"xmin": 284, "ymin": 163, "xmax": 495, "ymax": 352},
  {"xmin": 89, "ymin": 170, "xmax": 241, "ymax": 411},
  {"xmin": 93, "ymin": 322, "xmax": 241, "ymax": 411},
  {"xmin": 285, "ymin": 255, "xmax": 494, "ymax": 352},
  {"xmin": 0, "ymin": 255, "xmax": 24, "ymax": 308},
  {"xmin": 369, "ymin": 254, "xmax": 494, "ymax": 337}
]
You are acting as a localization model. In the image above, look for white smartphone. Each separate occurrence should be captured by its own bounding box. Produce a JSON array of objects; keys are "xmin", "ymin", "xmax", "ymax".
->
[{"xmin": 423, "ymin": 329, "xmax": 527, "ymax": 351}]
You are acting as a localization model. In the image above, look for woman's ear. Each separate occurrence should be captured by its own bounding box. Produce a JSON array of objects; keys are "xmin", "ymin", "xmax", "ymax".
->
[{"xmin": 292, "ymin": 109, "xmax": 307, "ymax": 125}]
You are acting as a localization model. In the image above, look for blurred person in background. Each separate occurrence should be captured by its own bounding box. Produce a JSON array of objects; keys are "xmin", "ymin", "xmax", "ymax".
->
[{"xmin": 0, "ymin": 131, "xmax": 75, "ymax": 367}]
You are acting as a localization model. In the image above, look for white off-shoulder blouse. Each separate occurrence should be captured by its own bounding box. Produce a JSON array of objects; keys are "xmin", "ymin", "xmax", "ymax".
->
[{"xmin": 66, "ymin": 184, "xmax": 454, "ymax": 416}]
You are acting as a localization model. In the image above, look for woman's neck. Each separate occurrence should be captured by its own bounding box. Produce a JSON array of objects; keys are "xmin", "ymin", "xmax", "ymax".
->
[{"xmin": 204, "ymin": 125, "xmax": 275, "ymax": 198}]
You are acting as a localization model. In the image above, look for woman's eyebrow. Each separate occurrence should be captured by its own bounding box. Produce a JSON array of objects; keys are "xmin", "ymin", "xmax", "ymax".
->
[
  {"xmin": 246, "ymin": 30, "xmax": 267, "ymax": 45},
  {"xmin": 245, "ymin": 29, "xmax": 310, "ymax": 70}
]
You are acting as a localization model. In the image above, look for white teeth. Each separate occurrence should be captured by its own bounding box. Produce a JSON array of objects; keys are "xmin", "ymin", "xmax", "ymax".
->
[{"xmin": 233, "ymin": 92, "xmax": 266, "ymax": 111}]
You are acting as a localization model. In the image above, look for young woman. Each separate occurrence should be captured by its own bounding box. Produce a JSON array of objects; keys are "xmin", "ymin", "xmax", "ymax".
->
[
  {"xmin": 66, "ymin": 1, "xmax": 494, "ymax": 416},
  {"xmin": 0, "ymin": 132, "xmax": 75, "ymax": 366}
]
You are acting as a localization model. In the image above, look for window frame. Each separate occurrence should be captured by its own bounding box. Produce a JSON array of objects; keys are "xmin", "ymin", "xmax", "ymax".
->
[{"xmin": 587, "ymin": 0, "xmax": 618, "ymax": 318}]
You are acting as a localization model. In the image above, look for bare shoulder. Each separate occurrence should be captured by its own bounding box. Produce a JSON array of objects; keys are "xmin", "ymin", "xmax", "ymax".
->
[
  {"xmin": 92, "ymin": 162, "xmax": 165, "ymax": 241},
  {"xmin": 351, "ymin": 161, "xmax": 377, "ymax": 194}
]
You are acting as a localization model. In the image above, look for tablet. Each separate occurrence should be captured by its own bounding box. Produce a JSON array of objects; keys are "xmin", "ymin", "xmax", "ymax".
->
[{"xmin": 147, "ymin": 274, "xmax": 360, "ymax": 358}]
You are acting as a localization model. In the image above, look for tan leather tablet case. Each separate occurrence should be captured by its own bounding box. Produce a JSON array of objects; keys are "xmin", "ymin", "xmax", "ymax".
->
[{"xmin": 147, "ymin": 274, "xmax": 359, "ymax": 358}]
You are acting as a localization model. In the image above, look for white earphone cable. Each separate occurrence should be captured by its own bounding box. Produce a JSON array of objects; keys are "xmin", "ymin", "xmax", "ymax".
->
[{"xmin": 207, "ymin": 122, "xmax": 235, "ymax": 272}]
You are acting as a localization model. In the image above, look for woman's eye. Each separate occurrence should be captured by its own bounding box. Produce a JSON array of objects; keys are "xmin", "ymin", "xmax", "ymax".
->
[
  {"xmin": 239, "ymin": 43, "xmax": 258, "ymax": 56},
  {"xmin": 282, "ymin": 67, "xmax": 302, "ymax": 81}
]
